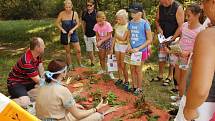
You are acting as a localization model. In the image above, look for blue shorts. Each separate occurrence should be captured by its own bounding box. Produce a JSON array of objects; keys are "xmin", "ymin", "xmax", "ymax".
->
[{"xmin": 60, "ymin": 32, "xmax": 79, "ymax": 45}]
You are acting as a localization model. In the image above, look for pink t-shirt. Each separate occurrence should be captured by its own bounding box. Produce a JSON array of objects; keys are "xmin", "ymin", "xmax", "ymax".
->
[
  {"xmin": 93, "ymin": 21, "xmax": 113, "ymax": 40},
  {"xmin": 179, "ymin": 22, "xmax": 205, "ymax": 52}
]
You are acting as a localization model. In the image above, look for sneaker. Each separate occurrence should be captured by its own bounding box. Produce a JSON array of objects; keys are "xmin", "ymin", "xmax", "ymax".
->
[
  {"xmin": 133, "ymin": 88, "xmax": 143, "ymax": 96},
  {"xmin": 129, "ymin": 87, "xmax": 137, "ymax": 93},
  {"xmin": 114, "ymin": 79, "xmax": 123, "ymax": 86},
  {"xmin": 97, "ymin": 70, "xmax": 104, "ymax": 74},
  {"xmin": 109, "ymin": 72, "xmax": 115, "ymax": 79},
  {"xmin": 123, "ymin": 82, "xmax": 130, "ymax": 92},
  {"xmin": 170, "ymin": 95, "xmax": 180, "ymax": 102},
  {"xmin": 171, "ymin": 99, "xmax": 181, "ymax": 107}
]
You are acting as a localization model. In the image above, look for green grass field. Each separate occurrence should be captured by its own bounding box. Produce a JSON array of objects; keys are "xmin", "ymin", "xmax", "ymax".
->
[{"xmin": 0, "ymin": 19, "xmax": 177, "ymax": 120}]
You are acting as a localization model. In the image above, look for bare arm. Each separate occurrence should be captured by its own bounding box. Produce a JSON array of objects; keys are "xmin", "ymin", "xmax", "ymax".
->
[
  {"xmin": 67, "ymin": 105, "xmax": 96, "ymax": 120},
  {"xmin": 55, "ymin": 12, "xmax": 65, "ymax": 32},
  {"xmin": 115, "ymin": 31, "xmax": 129, "ymax": 42},
  {"xmin": 184, "ymin": 29, "xmax": 215, "ymax": 120},
  {"xmin": 171, "ymin": 6, "xmax": 184, "ymax": 41},
  {"xmin": 155, "ymin": 7, "xmax": 163, "ymax": 34},
  {"xmin": 69, "ymin": 12, "xmax": 80, "ymax": 33},
  {"xmin": 134, "ymin": 29, "xmax": 152, "ymax": 52},
  {"xmin": 100, "ymin": 32, "xmax": 112, "ymax": 43},
  {"xmin": 31, "ymin": 75, "xmax": 40, "ymax": 84},
  {"xmin": 81, "ymin": 20, "xmax": 86, "ymax": 34},
  {"xmin": 38, "ymin": 63, "xmax": 44, "ymax": 77}
]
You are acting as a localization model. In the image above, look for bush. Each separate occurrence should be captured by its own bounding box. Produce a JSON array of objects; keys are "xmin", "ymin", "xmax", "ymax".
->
[{"xmin": 0, "ymin": 0, "xmax": 61, "ymax": 19}]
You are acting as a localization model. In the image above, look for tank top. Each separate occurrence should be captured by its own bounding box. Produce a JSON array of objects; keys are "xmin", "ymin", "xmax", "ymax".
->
[
  {"xmin": 61, "ymin": 11, "xmax": 76, "ymax": 33},
  {"xmin": 186, "ymin": 68, "xmax": 215, "ymax": 102},
  {"xmin": 159, "ymin": 1, "xmax": 180, "ymax": 38},
  {"xmin": 207, "ymin": 73, "xmax": 215, "ymax": 102}
]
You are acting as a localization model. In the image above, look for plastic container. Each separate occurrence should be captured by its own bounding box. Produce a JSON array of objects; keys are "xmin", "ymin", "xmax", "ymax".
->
[{"xmin": 0, "ymin": 93, "xmax": 40, "ymax": 121}]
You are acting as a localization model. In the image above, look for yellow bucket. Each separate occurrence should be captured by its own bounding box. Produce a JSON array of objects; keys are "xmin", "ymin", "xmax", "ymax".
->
[{"xmin": 0, "ymin": 93, "xmax": 40, "ymax": 121}]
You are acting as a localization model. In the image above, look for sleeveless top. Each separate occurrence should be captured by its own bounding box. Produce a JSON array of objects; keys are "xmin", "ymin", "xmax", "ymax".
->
[
  {"xmin": 207, "ymin": 73, "xmax": 215, "ymax": 102},
  {"xmin": 60, "ymin": 11, "xmax": 78, "ymax": 42},
  {"xmin": 159, "ymin": 1, "xmax": 180, "ymax": 38}
]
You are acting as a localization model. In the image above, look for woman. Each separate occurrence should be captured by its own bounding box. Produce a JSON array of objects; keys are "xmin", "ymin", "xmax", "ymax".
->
[
  {"xmin": 183, "ymin": 0, "xmax": 215, "ymax": 120},
  {"xmin": 56, "ymin": 0, "xmax": 83, "ymax": 69},
  {"xmin": 36, "ymin": 59, "xmax": 107, "ymax": 121}
]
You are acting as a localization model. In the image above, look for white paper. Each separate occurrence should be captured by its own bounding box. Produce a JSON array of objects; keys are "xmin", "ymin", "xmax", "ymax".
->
[
  {"xmin": 107, "ymin": 54, "xmax": 118, "ymax": 72},
  {"xmin": 158, "ymin": 33, "xmax": 173, "ymax": 43}
]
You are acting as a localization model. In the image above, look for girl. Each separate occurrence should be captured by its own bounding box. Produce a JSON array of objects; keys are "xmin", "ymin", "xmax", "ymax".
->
[
  {"xmin": 172, "ymin": 4, "xmax": 205, "ymax": 107},
  {"xmin": 93, "ymin": 11, "xmax": 113, "ymax": 74},
  {"xmin": 56, "ymin": 0, "xmax": 83, "ymax": 70},
  {"xmin": 112, "ymin": 9, "xmax": 129, "ymax": 90},
  {"xmin": 36, "ymin": 59, "xmax": 109, "ymax": 121},
  {"xmin": 127, "ymin": 3, "xmax": 152, "ymax": 96}
]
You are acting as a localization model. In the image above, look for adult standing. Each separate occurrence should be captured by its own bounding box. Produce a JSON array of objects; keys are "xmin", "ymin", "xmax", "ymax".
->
[
  {"xmin": 153, "ymin": 0, "xmax": 184, "ymax": 86},
  {"xmin": 183, "ymin": 0, "xmax": 215, "ymax": 120},
  {"xmin": 81, "ymin": 0, "xmax": 98, "ymax": 66},
  {"xmin": 7, "ymin": 37, "xmax": 45, "ymax": 108},
  {"xmin": 56, "ymin": 0, "xmax": 83, "ymax": 69}
]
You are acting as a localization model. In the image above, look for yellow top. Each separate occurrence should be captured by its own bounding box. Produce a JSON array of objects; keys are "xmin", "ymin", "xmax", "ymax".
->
[{"xmin": 114, "ymin": 23, "xmax": 128, "ymax": 44}]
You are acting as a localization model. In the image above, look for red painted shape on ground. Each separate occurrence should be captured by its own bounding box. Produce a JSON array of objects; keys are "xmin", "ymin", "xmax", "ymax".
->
[{"xmin": 67, "ymin": 67, "xmax": 170, "ymax": 121}]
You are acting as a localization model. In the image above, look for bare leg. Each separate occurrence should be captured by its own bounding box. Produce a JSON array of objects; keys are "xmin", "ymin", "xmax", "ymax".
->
[
  {"xmin": 98, "ymin": 49, "xmax": 106, "ymax": 71},
  {"xmin": 121, "ymin": 52, "xmax": 128, "ymax": 82},
  {"xmin": 136, "ymin": 63, "xmax": 143, "ymax": 89},
  {"xmin": 64, "ymin": 45, "xmax": 72, "ymax": 65},
  {"xmin": 72, "ymin": 42, "xmax": 82, "ymax": 66}
]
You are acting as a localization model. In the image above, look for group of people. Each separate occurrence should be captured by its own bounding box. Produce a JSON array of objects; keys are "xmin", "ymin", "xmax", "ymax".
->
[{"xmin": 5, "ymin": 0, "xmax": 215, "ymax": 120}]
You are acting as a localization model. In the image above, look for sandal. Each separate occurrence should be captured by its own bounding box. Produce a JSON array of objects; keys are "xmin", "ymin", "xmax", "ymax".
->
[
  {"xmin": 150, "ymin": 76, "xmax": 163, "ymax": 82},
  {"xmin": 163, "ymin": 78, "xmax": 171, "ymax": 86}
]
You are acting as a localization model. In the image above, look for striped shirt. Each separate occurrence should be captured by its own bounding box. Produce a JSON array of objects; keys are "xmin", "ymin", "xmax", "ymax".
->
[
  {"xmin": 179, "ymin": 22, "xmax": 205, "ymax": 52},
  {"xmin": 7, "ymin": 49, "xmax": 42, "ymax": 87}
]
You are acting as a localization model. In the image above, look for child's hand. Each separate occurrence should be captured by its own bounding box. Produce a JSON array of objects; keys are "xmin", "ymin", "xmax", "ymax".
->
[
  {"xmin": 97, "ymin": 41, "xmax": 103, "ymax": 47},
  {"xmin": 126, "ymin": 46, "xmax": 132, "ymax": 53},
  {"xmin": 130, "ymin": 48, "xmax": 139, "ymax": 53},
  {"xmin": 180, "ymin": 51, "xmax": 190, "ymax": 58}
]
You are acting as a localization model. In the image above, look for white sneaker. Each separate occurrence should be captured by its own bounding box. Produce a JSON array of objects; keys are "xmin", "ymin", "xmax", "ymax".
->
[
  {"xmin": 170, "ymin": 95, "xmax": 180, "ymax": 102},
  {"xmin": 109, "ymin": 72, "xmax": 115, "ymax": 79},
  {"xmin": 171, "ymin": 99, "xmax": 181, "ymax": 107},
  {"xmin": 97, "ymin": 70, "xmax": 104, "ymax": 74}
]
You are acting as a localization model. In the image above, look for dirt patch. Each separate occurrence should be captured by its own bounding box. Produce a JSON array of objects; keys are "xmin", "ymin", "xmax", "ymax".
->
[{"xmin": 66, "ymin": 67, "xmax": 170, "ymax": 121}]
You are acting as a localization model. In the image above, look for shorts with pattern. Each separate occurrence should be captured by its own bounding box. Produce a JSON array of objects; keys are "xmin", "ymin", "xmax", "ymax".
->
[
  {"xmin": 84, "ymin": 35, "xmax": 99, "ymax": 51},
  {"xmin": 98, "ymin": 39, "xmax": 112, "ymax": 50}
]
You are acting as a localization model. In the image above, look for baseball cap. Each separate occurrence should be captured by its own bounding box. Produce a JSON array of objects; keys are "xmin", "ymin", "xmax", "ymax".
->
[{"xmin": 129, "ymin": 3, "xmax": 143, "ymax": 13}]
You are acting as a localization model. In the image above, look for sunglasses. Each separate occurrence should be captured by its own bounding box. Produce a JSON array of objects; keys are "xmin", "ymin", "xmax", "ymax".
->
[{"xmin": 87, "ymin": 4, "xmax": 93, "ymax": 7}]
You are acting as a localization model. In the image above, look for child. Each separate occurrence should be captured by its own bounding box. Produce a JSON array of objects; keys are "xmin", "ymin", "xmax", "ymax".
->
[
  {"xmin": 127, "ymin": 3, "xmax": 152, "ymax": 96},
  {"xmin": 93, "ymin": 11, "xmax": 113, "ymax": 74},
  {"xmin": 112, "ymin": 9, "xmax": 129, "ymax": 90},
  {"xmin": 172, "ymin": 4, "xmax": 205, "ymax": 109}
]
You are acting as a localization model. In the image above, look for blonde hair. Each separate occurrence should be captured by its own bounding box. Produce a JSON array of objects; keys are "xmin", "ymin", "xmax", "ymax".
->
[
  {"xmin": 116, "ymin": 9, "xmax": 128, "ymax": 20},
  {"xmin": 96, "ymin": 11, "xmax": 106, "ymax": 19},
  {"xmin": 64, "ymin": 0, "xmax": 73, "ymax": 6}
]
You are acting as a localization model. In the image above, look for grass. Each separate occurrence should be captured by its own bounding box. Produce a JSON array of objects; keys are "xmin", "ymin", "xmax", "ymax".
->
[{"xmin": 0, "ymin": 20, "xmax": 177, "ymax": 117}]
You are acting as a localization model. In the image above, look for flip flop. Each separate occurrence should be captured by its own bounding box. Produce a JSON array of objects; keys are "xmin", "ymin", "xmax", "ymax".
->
[
  {"xmin": 163, "ymin": 78, "xmax": 171, "ymax": 86},
  {"xmin": 150, "ymin": 76, "xmax": 163, "ymax": 82}
]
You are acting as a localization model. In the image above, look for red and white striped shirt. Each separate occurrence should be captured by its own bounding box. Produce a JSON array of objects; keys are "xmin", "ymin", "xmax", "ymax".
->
[{"xmin": 7, "ymin": 49, "xmax": 42, "ymax": 87}]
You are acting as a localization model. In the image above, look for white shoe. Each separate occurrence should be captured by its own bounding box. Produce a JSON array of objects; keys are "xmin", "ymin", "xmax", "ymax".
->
[
  {"xmin": 171, "ymin": 99, "xmax": 181, "ymax": 107},
  {"xmin": 109, "ymin": 72, "xmax": 115, "ymax": 79},
  {"xmin": 97, "ymin": 70, "xmax": 104, "ymax": 74},
  {"xmin": 170, "ymin": 95, "xmax": 180, "ymax": 102}
]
